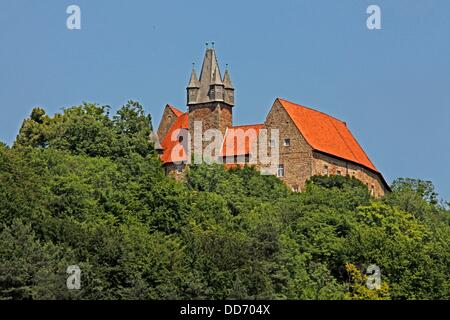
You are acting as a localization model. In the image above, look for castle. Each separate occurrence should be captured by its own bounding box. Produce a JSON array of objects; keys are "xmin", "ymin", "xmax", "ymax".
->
[{"xmin": 156, "ymin": 46, "xmax": 389, "ymax": 197}]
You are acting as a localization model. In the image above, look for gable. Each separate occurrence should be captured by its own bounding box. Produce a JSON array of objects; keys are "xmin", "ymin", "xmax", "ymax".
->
[
  {"xmin": 160, "ymin": 111, "xmax": 189, "ymax": 164},
  {"xmin": 277, "ymin": 98, "xmax": 378, "ymax": 173},
  {"xmin": 157, "ymin": 104, "xmax": 184, "ymax": 141}
]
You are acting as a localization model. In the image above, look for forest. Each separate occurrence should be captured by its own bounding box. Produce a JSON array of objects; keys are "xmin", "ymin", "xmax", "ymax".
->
[{"xmin": 0, "ymin": 101, "xmax": 448, "ymax": 300}]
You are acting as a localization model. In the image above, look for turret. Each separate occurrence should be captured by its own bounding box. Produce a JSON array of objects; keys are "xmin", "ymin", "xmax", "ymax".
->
[
  {"xmin": 186, "ymin": 44, "xmax": 233, "ymax": 107},
  {"xmin": 187, "ymin": 64, "xmax": 200, "ymax": 105},
  {"xmin": 187, "ymin": 44, "xmax": 235, "ymax": 157},
  {"xmin": 223, "ymin": 66, "xmax": 234, "ymax": 106}
]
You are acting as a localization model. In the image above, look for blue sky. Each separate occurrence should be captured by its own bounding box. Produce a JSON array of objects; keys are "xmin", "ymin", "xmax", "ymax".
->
[{"xmin": 0, "ymin": 0, "xmax": 449, "ymax": 200}]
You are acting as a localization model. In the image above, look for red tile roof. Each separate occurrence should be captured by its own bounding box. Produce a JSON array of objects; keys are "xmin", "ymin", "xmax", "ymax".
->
[
  {"xmin": 160, "ymin": 111, "xmax": 188, "ymax": 164},
  {"xmin": 167, "ymin": 104, "xmax": 184, "ymax": 117},
  {"xmin": 277, "ymin": 98, "xmax": 378, "ymax": 172},
  {"xmin": 220, "ymin": 124, "xmax": 264, "ymax": 157}
]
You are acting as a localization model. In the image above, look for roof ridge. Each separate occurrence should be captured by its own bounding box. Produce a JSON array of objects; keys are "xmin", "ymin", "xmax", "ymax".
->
[
  {"xmin": 277, "ymin": 98, "xmax": 346, "ymax": 125},
  {"xmin": 167, "ymin": 104, "xmax": 184, "ymax": 117},
  {"xmin": 229, "ymin": 123, "xmax": 264, "ymax": 129}
]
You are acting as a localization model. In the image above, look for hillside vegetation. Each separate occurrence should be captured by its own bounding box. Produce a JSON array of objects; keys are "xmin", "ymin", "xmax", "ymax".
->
[{"xmin": 0, "ymin": 102, "xmax": 448, "ymax": 300}]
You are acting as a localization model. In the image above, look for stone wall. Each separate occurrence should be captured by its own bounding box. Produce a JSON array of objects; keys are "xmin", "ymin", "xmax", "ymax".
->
[
  {"xmin": 188, "ymin": 102, "xmax": 232, "ymax": 159},
  {"xmin": 264, "ymin": 100, "xmax": 313, "ymax": 192},
  {"xmin": 311, "ymin": 151, "xmax": 388, "ymax": 197}
]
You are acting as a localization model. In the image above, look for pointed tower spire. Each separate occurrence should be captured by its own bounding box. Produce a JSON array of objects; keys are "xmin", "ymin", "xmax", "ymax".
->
[
  {"xmin": 187, "ymin": 63, "xmax": 200, "ymax": 88},
  {"xmin": 187, "ymin": 45, "xmax": 235, "ymax": 156},
  {"xmin": 198, "ymin": 47, "xmax": 222, "ymax": 85},
  {"xmin": 223, "ymin": 64, "xmax": 234, "ymax": 106},
  {"xmin": 186, "ymin": 44, "xmax": 234, "ymax": 107},
  {"xmin": 223, "ymin": 65, "xmax": 233, "ymax": 89},
  {"xmin": 211, "ymin": 65, "xmax": 223, "ymax": 85},
  {"xmin": 187, "ymin": 63, "xmax": 200, "ymax": 104}
]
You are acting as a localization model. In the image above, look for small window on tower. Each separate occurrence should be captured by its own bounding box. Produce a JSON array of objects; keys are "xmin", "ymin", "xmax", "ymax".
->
[
  {"xmin": 323, "ymin": 165, "xmax": 329, "ymax": 176},
  {"xmin": 371, "ymin": 185, "xmax": 375, "ymax": 196},
  {"xmin": 178, "ymin": 136, "xmax": 184, "ymax": 143},
  {"xmin": 284, "ymin": 138, "xmax": 291, "ymax": 146}
]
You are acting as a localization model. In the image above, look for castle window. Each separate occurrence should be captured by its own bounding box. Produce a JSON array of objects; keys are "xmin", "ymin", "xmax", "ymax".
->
[
  {"xmin": 277, "ymin": 164, "xmax": 285, "ymax": 177},
  {"xmin": 371, "ymin": 185, "xmax": 375, "ymax": 196},
  {"xmin": 283, "ymin": 138, "xmax": 291, "ymax": 146},
  {"xmin": 178, "ymin": 136, "xmax": 184, "ymax": 143},
  {"xmin": 323, "ymin": 165, "xmax": 329, "ymax": 175},
  {"xmin": 337, "ymin": 170, "xmax": 341, "ymax": 176}
]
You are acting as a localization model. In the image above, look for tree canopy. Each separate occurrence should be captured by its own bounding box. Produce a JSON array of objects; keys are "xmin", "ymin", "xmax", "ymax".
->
[{"xmin": 0, "ymin": 102, "xmax": 448, "ymax": 300}]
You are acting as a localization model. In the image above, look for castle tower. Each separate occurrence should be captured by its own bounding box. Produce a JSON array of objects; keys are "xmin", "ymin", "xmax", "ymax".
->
[
  {"xmin": 223, "ymin": 66, "xmax": 234, "ymax": 106},
  {"xmin": 187, "ymin": 45, "xmax": 234, "ymax": 160}
]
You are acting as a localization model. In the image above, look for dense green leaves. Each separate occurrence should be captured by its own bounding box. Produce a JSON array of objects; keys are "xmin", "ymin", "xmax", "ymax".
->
[{"xmin": 0, "ymin": 103, "xmax": 448, "ymax": 300}]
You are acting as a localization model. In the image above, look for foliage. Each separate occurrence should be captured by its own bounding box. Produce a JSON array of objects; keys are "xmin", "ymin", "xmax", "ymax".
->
[
  {"xmin": 343, "ymin": 263, "xmax": 390, "ymax": 300},
  {"xmin": 0, "ymin": 103, "xmax": 448, "ymax": 300}
]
